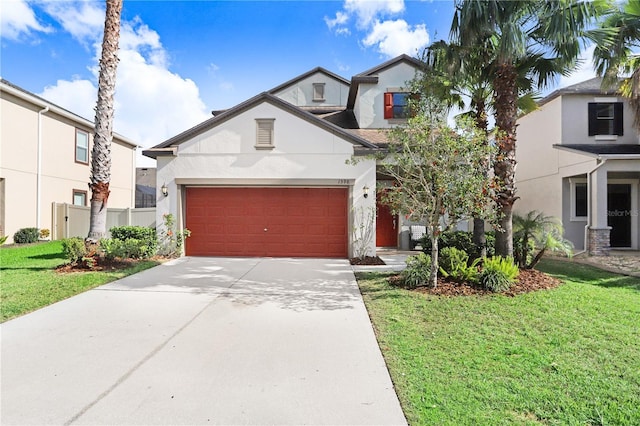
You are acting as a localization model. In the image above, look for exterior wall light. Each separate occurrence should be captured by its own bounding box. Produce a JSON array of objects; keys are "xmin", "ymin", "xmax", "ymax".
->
[
  {"xmin": 161, "ymin": 183, "xmax": 168, "ymax": 197},
  {"xmin": 363, "ymin": 185, "xmax": 370, "ymax": 198}
]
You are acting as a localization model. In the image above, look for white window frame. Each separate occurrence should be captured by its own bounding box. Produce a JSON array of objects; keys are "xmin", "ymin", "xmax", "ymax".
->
[
  {"xmin": 255, "ymin": 118, "xmax": 275, "ymax": 149},
  {"xmin": 312, "ymin": 83, "xmax": 325, "ymax": 102},
  {"xmin": 570, "ymin": 178, "xmax": 588, "ymax": 221},
  {"xmin": 75, "ymin": 129, "xmax": 89, "ymax": 164},
  {"xmin": 73, "ymin": 189, "xmax": 87, "ymax": 206}
]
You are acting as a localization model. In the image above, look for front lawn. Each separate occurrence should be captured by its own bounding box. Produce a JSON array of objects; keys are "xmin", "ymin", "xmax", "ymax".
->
[
  {"xmin": 1, "ymin": 241, "xmax": 159, "ymax": 322},
  {"xmin": 358, "ymin": 259, "xmax": 640, "ymax": 425}
]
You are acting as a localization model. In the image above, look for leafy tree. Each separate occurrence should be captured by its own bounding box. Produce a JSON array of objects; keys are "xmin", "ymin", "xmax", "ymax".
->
[
  {"xmin": 513, "ymin": 211, "xmax": 573, "ymax": 269},
  {"xmin": 593, "ymin": 0, "xmax": 640, "ymax": 130},
  {"xmin": 451, "ymin": 0, "xmax": 606, "ymax": 257},
  {"xmin": 87, "ymin": 0, "xmax": 123, "ymax": 245},
  {"xmin": 380, "ymin": 98, "xmax": 494, "ymax": 288}
]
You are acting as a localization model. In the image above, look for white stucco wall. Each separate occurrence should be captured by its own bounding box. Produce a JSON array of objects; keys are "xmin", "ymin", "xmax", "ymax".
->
[
  {"xmin": 353, "ymin": 62, "xmax": 420, "ymax": 129},
  {"xmin": 272, "ymin": 72, "xmax": 349, "ymax": 107},
  {"xmin": 155, "ymin": 100, "xmax": 377, "ymax": 257},
  {"xmin": 0, "ymin": 91, "xmax": 136, "ymax": 242}
]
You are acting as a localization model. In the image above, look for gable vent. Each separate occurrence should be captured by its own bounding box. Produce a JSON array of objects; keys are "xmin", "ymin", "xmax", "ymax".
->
[{"xmin": 255, "ymin": 118, "xmax": 275, "ymax": 149}]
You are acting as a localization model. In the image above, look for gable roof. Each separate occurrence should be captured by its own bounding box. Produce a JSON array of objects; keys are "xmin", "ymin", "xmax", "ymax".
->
[
  {"xmin": 538, "ymin": 77, "xmax": 619, "ymax": 107},
  {"xmin": 268, "ymin": 67, "xmax": 350, "ymax": 95},
  {"xmin": 1, "ymin": 78, "xmax": 138, "ymax": 148},
  {"xmin": 347, "ymin": 54, "xmax": 424, "ymax": 109},
  {"xmin": 142, "ymin": 92, "xmax": 378, "ymax": 159}
]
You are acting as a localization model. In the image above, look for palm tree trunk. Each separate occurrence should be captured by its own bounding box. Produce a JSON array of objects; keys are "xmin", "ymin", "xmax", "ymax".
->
[
  {"xmin": 473, "ymin": 99, "xmax": 489, "ymax": 258},
  {"xmin": 493, "ymin": 62, "xmax": 518, "ymax": 258},
  {"xmin": 87, "ymin": 0, "xmax": 122, "ymax": 244}
]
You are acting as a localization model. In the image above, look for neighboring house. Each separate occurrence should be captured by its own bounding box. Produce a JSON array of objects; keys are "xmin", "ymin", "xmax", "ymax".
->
[
  {"xmin": 0, "ymin": 79, "xmax": 138, "ymax": 243},
  {"xmin": 515, "ymin": 77, "xmax": 640, "ymax": 255},
  {"xmin": 136, "ymin": 167, "xmax": 157, "ymax": 208},
  {"xmin": 144, "ymin": 55, "xmax": 423, "ymax": 257}
]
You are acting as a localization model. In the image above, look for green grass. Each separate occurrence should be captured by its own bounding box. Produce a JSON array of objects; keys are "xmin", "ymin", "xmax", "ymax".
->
[
  {"xmin": 1, "ymin": 241, "xmax": 159, "ymax": 322},
  {"xmin": 358, "ymin": 259, "xmax": 640, "ymax": 425}
]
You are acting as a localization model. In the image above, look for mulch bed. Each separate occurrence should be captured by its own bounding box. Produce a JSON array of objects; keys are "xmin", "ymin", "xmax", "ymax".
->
[
  {"xmin": 350, "ymin": 256, "xmax": 387, "ymax": 265},
  {"xmin": 55, "ymin": 256, "xmax": 140, "ymax": 273},
  {"xmin": 390, "ymin": 268, "xmax": 562, "ymax": 296}
]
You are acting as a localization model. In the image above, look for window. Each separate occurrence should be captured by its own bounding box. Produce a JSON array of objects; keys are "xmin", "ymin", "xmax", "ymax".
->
[
  {"xmin": 75, "ymin": 129, "xmax": 89, "ymax": 164},
  {"xmin": 312, "ymin": 83, "xmax": 325, "ymax": 102},
  {"xmin": 384, "ymin": 92, "xmax": 410, "ymax": 119},
  {"xmin": 588, "ymin": 102, "xmax": 623, "ymax": 136},
  {"xmin": 73, "ymin": 190, "xmax": 87, "ymax": 206},
  {"xmin": 571, "ymin": 180, "xmax": 588, "ymax": 220},
  {"xmin": 255, "ymin": 119, "xmax": 275, "ymax": 149}
]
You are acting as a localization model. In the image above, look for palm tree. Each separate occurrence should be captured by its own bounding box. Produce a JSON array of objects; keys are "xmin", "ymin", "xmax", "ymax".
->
[
  {"xmin": 513, "ymin": 211, "xmax": 573, "ymax": 269},
  {"xmin": 451, "ymin": 0, "xmax": 604, "ymax": 257},
  {"xmin": 593, "ymin": 0, "xmax": 640, "ymax": 131},
  {"xmin": 87, "ymin": 0, "xmax": 123, "ymax": 245}
]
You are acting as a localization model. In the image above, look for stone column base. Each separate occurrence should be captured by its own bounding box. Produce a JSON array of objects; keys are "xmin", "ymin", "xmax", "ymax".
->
[{"xmin": 588, "ymin": 227, "xmax": 611, "ymax": 256}]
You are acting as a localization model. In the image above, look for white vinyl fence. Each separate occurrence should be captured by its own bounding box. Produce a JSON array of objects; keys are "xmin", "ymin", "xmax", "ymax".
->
[{"xmin": 52, "ymin": 203, "xmax": 156, "ymax": 240}]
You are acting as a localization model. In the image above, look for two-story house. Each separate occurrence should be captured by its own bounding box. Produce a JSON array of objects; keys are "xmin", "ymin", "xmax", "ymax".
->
[
  {"xmin": 515, "ymin": 77, "xmax": 640, "ymax": 255},
  {"xmin": 1, "ymin": 79, "xmax": 138, "ymax": 243},
  {"xmin": 143, "ymin": 55, "xmax": 423, "ymax": 258}
]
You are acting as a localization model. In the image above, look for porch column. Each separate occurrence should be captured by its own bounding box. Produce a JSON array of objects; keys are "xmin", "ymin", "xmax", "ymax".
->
[{"xmin": 588, "ymin": 167, "xmax": 611, "ymax": 256}]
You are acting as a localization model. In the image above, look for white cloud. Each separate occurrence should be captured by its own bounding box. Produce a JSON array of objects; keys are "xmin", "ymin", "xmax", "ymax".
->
[
  {"xmin": 39, "ymin": 0, "xmax": 104, "ymax": 44},
  {"xmin": 324, "ymin": 11, "xmax": 349, "ymax": 29},
  {"xmin": 36, "ymin": 4, "xmax": 210, "ymax": 167},
  {"xmin": 344, "ymin": 0, "xmax": 404, "ymax": 29},
  {"xmin": 0, "ymin": 0, "xmax": 52, "ymax": 40},
  {"xmin": 362, "ymin": 19, "xmax": 429, "ymax": 58}
]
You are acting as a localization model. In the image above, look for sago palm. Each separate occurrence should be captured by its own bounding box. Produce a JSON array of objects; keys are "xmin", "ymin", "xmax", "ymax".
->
[
  {"xmin": 87, "ymin": 0, "xmax": 123, "ymax": 245},
  {"xmin": 513, "ymin": 211, "xmax": 573, "ymax": 269}
]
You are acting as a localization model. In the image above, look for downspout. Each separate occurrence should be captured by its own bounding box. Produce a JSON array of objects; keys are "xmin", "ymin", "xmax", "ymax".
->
[
  {"xmin": 37, "ymin": 106, "xmax": 50, "ymax": 230},
  {"xmin": 576, "ymin": 158, "xmax": 608, "ymax": 256}
]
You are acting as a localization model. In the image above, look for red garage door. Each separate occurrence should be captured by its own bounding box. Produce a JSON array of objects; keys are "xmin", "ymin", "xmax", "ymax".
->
[{"xmin": 185, "ymin": 187, "xmax": 348, "ymax": 257}]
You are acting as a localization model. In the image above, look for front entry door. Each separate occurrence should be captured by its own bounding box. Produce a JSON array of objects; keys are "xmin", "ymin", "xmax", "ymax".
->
[
  {"xmin": 608, "ymin": 184, "xmax": 632, "ymax": 248},
  {"xmin": 376, "ymin": 201, "xmax": 397, "ymax": 247}
]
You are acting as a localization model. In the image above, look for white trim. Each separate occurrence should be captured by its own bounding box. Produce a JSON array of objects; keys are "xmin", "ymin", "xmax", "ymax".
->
[
  {"xmin": 570, "ymin": 178, "xmax": 588, "ymax": 221},
  {"xmin": 593, "ymin": 96, "xmax": 618, "ymax": 103},
  {"xmin": 594, "ymin": 135, "xmax": 618, "ymax": 141}
]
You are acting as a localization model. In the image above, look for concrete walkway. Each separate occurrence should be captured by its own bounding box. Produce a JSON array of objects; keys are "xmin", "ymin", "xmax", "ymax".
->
[{"xmin": 1, "ymin": 258, "xmax": 406, "ymax": 426}]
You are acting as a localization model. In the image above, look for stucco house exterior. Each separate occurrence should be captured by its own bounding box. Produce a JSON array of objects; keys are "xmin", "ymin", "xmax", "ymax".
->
[
  {"xmin": 515, "ymin": 78, "xmax": 640, "ymax": 255},
  {"xmin": 144, "ymin": 55, "xmax": 423, "ymax": 258},
  {"xmin": 1, "ymin": 79, "xmax": 138, "ymax": 243}
]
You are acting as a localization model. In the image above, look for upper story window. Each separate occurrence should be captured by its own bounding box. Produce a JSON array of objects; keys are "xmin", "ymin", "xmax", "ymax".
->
[
  {"xmin": 75, "ymin": 129, "xmax": 89, "ymax": 164},
  {"xmin": 384, "ymin": 92, "xmax": 410, "ymax": 119},
  {"xmin": 312, "ymin": 83, "xmax": 325, "ymax": 102},
  {"xmin": 255, "ymin": 119, "xmax": 275, "ymax": 149},
  {"xmin": 588, "ymin": 102, "xmax": 623, "ymax": 136}
]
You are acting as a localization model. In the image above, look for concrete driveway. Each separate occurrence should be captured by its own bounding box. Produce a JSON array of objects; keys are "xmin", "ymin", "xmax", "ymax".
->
[{"xmin": 1, "ymin": 257, "xmax": 406, "ymax": 425}]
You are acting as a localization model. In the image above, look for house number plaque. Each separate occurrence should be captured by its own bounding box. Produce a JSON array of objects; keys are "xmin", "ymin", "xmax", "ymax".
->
[{"xmin": 337, "ymin": 179, "xmax": 349, "ymax": 185}]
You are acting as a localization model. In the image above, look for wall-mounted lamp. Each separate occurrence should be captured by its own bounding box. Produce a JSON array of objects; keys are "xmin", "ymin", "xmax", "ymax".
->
[
  {"xmin": 363, "ymin": 185, "xmax": 370, "ymax": 198},
  {"xmin": 161, "ymin": 183, "xmax": 168, "ymax": 197}
]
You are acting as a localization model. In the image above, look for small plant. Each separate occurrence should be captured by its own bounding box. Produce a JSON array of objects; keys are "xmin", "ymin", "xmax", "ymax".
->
[
  {"xmin": 439, "ymin": 247, "xmax": 480, "ymax": 284},
  {"xmin": 13, "ymin": 228, "xmax": 40, "ymax": 244},
  {"xmin": 61, "ymin": 237, "xmax": 88, "ymax": 265},
  {"xmin": 158, "ymin": 214, "xmax": 190, "ymax": 257},
  {"xmin": 479, "ymin": 256, "xmax": 519, "ymax": 292},
  {"xmin": 39, "ymin": 229, "xmax": 50, "ymax": 239},
  {"xmin": 513, "ymin": 211, "xmax": 574, "ymax": 269},
  {"xmin": 0, "ymin": 235, "xmax": 7, "ymax": 245},
  {"xmin": 352, "ymin": 206, "xmax": 376, "ymax": 259},
  {"xmin": 400, "ymin": 253, "xmax": 432, "ymax": 289}
]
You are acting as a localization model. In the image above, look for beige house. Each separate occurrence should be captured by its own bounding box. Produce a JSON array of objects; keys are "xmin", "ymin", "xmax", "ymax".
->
[
  {"xmin": 515, "ymin": 78, "xmax": 640, "ymax": 255},
  {"xmin": 144, "ymin": 55, "xmax": 423, "ymax": 257},
  {"xmin": 1, "ymin": 79, "xmax": 138, "ymax": 243}
]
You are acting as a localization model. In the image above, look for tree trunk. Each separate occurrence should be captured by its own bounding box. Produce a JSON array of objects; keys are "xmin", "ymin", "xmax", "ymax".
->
[
  {"xmin": 493, "ymin": 62, "xmax": 519, "ymax": 258},
  {"xmin": 473, "ymin": 99, "xmax": 488, "ymax": 259},
  {"xmin": 473, "ymin": 218, "xmax": 486, "ymax": 258},
  {"xmin": 429, "ymin": 234, "xmax": 439, "ymax": 288},
  {"xmin": 87, "ymin": 0, "xmax": 122, "ymax": 244}
]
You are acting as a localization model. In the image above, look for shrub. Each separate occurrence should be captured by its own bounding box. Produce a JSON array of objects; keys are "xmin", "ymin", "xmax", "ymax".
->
[
  {"xmin": 158, "ymin": 214, "xmax": 190, "ymax": 257},
  {"xmin": 0, "ymin": 235, "xmax": 7, "ymax": 245},
  {"xmin": 13, "ymin": 228, "xmax": 40, "ymax": 244},
  {"xmin": 423, "ymin": 230, "xmax": 495, "ymax": 260},
  {"xmin": 439, "ymin": 247, "xmax": 480, "ymax": 284},
  {"xmin": 479, "ymin": 256, "xmax": 519, "ymax": 292},
  {"xmin": 400, "ymin": 253, "xmax": 432, "ymax": 289},
  {"xmin": 61, "ymin": 237, "xmax": 87, "ymax": 265},
  {"xmin": 108, "ymin": 226, "xmax": 157, "ymax": 259},
  {"xmin": 39, "ymin": 229, "xmax": 50, "ymax": 239}
]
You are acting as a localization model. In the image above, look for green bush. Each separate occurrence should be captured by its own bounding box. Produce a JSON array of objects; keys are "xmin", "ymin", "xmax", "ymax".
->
[
  {"xmin": 400, "ymin": 253, "xmax": 432, "ymax": 289},
  {"xmin": 439, "ymin": 247, "xmax": 480, "ymax": 284},
  {"xmin": 423, "ymin": 230, "xmax": 495, "ymax": 260},
  {"xmin": 61, "ymin": 237, "xmax": 87, "ymax": 265},
  {"xmin": 107, "ymin": 226, "xmax": 157, "ymax": 259},
  {"xmin": 479, "ymin": 256, "xmax": 519, "ymax": 292},
  {"xmin": 13, "ymin": 227, "xmax": 40, "ymax": 244}
]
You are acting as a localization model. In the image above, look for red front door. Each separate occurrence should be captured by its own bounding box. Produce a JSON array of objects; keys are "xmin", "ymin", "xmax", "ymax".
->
[{"xmin": 376, "ymin": 200, "xmax": 397, "ymax": 247}]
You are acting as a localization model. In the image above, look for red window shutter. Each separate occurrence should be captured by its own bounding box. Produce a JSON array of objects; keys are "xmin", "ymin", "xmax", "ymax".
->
[{"xmin": 384, "ymin": 92, "xmax": 394, "ymax": 119}]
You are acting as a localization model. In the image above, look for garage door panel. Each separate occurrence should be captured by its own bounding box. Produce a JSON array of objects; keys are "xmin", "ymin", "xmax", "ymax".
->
[{"xmin": 186, "ymin": 187, "xmax": 347, "ymax": 257}]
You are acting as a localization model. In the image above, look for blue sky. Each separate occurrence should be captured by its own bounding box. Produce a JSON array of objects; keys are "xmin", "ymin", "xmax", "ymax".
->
[{"xmin": 1, "ymin": 0, "xmax": 597, "ymax": 166}]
